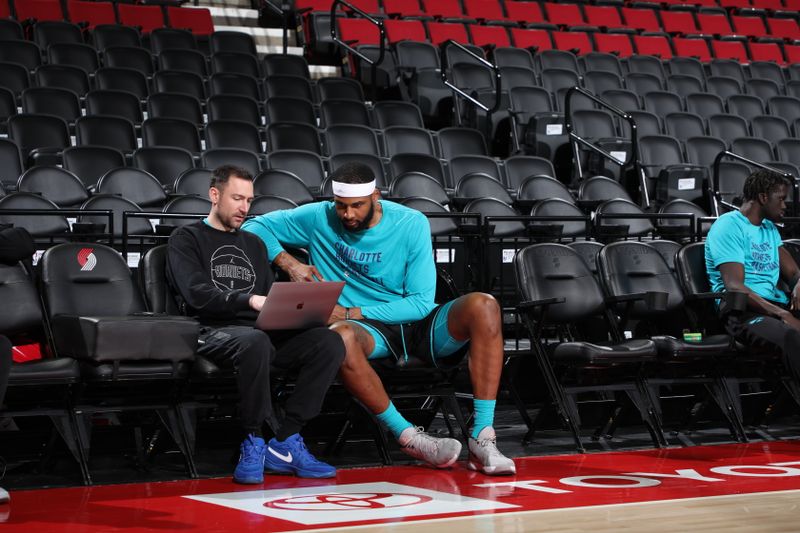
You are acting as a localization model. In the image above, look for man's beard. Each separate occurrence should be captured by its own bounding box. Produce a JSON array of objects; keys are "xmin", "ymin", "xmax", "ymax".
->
[{"xmin": 344, "ymin": 201, "xmax": 375, "ymax": 232}]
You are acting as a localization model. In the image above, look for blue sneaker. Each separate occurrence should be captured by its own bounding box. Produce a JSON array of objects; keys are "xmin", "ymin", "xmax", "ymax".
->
[
  {"xmin": 264, "ymin": 434, "xmax": 336, "ymax": 478},
  {"xmin": 233, "ymin": 434, "xmax": 266, "ymax": 484}
]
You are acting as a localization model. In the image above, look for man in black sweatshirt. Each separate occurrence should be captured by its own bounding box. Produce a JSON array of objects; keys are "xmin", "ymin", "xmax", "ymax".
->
[{"xmin": 166, "ymin": 166, "xmax": 345, "ymax": 484}]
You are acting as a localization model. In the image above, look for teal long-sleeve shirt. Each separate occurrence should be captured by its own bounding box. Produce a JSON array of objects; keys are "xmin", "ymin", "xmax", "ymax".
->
[{"xmin": 242, "ymin": 200, "xmax": 437, "ymax": 324}]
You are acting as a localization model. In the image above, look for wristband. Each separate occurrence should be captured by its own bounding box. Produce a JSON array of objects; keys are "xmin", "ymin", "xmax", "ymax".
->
[{"xmin": 345, "ymin": 307, "xmax": 351, "ymax": 320}]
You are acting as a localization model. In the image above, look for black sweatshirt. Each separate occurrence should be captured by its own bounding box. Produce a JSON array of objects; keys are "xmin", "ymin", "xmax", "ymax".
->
[{"xmin": 166, "ymin": 221, "xmax": 273, "ymax": 327}]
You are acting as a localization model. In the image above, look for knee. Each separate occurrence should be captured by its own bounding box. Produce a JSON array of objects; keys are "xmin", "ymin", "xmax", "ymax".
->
[
  {"xmin": 329, "ymin": 322, "xmax": 367, "ymax": 373},
  {"xmin": 462, "ymin": 293, "xmax": 502, "ymax": 334},
  {"xmin": 307, "ymin": 327, "xmax": 347, "ymax": 365},
  {"xmin": 238, "ymin": 330, "xmax": 274, "ymax": 359}
]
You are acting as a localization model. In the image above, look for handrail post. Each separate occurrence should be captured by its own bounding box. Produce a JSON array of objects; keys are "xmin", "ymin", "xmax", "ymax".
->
[
  {"xmin": 261, "ymin": 0, "xmax": 289, "ymax": 55},
  {"xmin": 330, "ymin": 0, "xmax": 386, "ymax": 102}
]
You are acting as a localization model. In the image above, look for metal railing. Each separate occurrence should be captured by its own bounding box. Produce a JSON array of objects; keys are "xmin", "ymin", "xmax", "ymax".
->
[
  {"xmin": 711, "ymin": 150, "xmax": 798, "ymax": 217},
  {"xmin": 261, "ymin": 0, "xmax": 289, "ymax": 54},
  {"xmin": 330, "ymin": 0, "xmax": 385, "ymax": 101}
]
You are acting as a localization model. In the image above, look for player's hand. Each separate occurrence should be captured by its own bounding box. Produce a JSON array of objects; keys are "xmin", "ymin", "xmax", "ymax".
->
[
  {"xmin": 286, "ymin": 262, "xmax": 325, "ymax": 283},
  {"xmin": 328, "ymin": 305, "xmax": 348, "ymax": 324},
  {"xmin": 249, "ymin": 295, "xmax": 266, "ymax": 312},
  {"xmin": 792, "ymin": 283, "xmax": 800, "ymax": 311}
]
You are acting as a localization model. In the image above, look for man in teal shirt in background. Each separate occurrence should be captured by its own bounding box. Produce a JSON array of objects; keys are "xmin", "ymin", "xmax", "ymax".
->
[{"xmin": 244, "ymin": 162, "xmax": 515, "ymax": 475}]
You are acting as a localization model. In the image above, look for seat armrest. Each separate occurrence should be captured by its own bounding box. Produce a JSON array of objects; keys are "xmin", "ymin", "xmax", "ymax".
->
[
  {"xmin": 606, "ymin": 291, "xmax": 669, "ymax": 312},
  {"xmin": 517, "ymin": 297, "xmax": 565, "ymax": 311}
]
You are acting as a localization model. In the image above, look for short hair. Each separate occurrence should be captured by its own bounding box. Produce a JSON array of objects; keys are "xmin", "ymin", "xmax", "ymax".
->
[
  {"xmin": 330, "ymin": 161, "xmax": 375, "ymax": 184},
  {"xmin": 742, "ymin": 169, "xmax": 790, "ymax": 202},
  {"xmin": 210, "ymin": 165, "xmax": 253, "ymax": 190}
]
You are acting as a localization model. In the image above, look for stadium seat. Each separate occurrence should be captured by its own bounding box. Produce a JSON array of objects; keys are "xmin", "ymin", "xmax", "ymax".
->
[
  {"xmin": 94, "ymin": 67, "xmax": 149, "ymax": 101},
  {"xmin": 92, "ymin": 24, "xmax": 142, "ymax": 50},
  {"xmin": 173, "ymin": 168, "xmax": 213, "ymax": 197},
  {"xmin": 142, "ymin": 117, "xmax": 202, "ymax": 154},
  {"xmin": 205, "ymin": 120, "xmax": 264, "ymax": 153},
  {"xmin": 16, "ymin": 166, "xmax": 88, "ymax": 208},
  {"xmin": 147, "ymin": 93, "xmax": 204, "ymax": 126},
  {"xmin": 15, "ymin": 0, "xmax": 64, "ymax": 22},
  {"xmin": 0, "ymin": 192, "xmax": 70, "ymax": 237},
  {"xmin": 201, "ymin": 148, "xmax": 262, "ymax": 178},
  {"xmin": 32, "ymin": 21, "xmax": 83, "ymax": 49},
  {"xmin": 132, "ymin": 147, "xmax": 196, "ymax": 189},
  {"xmin": 150, "ymin": 28, "xmax": 198, "ymax": 53},
  {"xmin": 21, "ymin": 88, "xmax": 81, "ymax": 129},
  {"xmin": 167, "ymin": 7, "xmax": 214, "ymax": 36},
  {"xmin": 62, "ymin": 145, "xmax": 125, "ymax": 188},
  {"xmin": 118, "ymin": 4, "xmax": 166, "ymax": 34},
  {"xmin": 67, "ymin": 1, "xmax": 116, "ymax": 29},
  {"xmin": 48, "ymin": 43, "xmax": 99, "ymax": 74},
  {"xmin": 158, "ymin": 49, "xmax": 208, "ymax": 77},
  {"xmin": 34, "ymin": 65, "xmax": 90, "ymax": 98},
  {"xmin": 252, "ymin": 169, "xmax": 315, "ymax": 205},
  {"xmin": 153, "ymin": 71, "xmax": 206, "ymax": 101},
  {"xmin": 265, "ymin": 97, "xmax": 317, "ymax": 126},
  {"xmin": 266, "ymin": 150, "xmax": 326, "ymax": 191},
  {"xmin": 75, "ymin": 115, "xmax": 137, "ymax": 154},
  {"xmin": 210, "ymin": 31, "xmax": 257, "ymax": 56},
  {"xmin": 97, "ymin": 167, "xmax": 167, "ymax": 208}
]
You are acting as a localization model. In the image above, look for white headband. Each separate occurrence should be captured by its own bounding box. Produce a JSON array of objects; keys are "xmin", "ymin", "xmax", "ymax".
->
[{"xmin": 332, "ymin": 180, "xmax": 376, "ymax": 198}]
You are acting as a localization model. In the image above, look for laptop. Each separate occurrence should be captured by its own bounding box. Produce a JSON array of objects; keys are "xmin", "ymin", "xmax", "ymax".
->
[{"xmin": 255, "ymin": 281, "xmax": 345, "ymax": 330}]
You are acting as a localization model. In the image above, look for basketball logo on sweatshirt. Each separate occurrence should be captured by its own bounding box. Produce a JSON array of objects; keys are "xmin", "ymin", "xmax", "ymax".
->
[{"xmin": 210, "ymin": 245, "xmax": 256, "ymax": 292}]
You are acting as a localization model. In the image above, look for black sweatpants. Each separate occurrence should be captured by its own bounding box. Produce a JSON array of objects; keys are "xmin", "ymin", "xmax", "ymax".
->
[
  {"xmin": 197, "ymin": 326, "xmax": 344, "ymax": 440},
  {"xmin": 0, "ymin": 336, "xmax": 10, "ymax": 407},
  {"xmin": 723, "ymin": 308, "xmax": 800, "ymax": 380}
]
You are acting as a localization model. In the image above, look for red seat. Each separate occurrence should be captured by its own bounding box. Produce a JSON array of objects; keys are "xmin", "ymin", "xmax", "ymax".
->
[
  {"xmin": 767, "ymin": 18, "xmax": 800, "ymax": 41},
  {"xmin": 633, "ymin": 35, "xmax": 673, "ymax": 59},
  {"xmin": 719, "ymin": 0, "xmax": 751, "ymax": 8},
  {"xmin": 544, "ymin": 3, "xmax": 585, "ymax": 26},
  {"xmin": 510, "ymin": 28, "xmax": 552, "ymax": 50},
  {"xmin": 584, "ymin": 5, "xmax": 623, "ymax": 29},
  {"xmin": 712, "ymin": 40, "xmax": 748, "ymax": 62},
  {"xmin": 785, "ymin": 44, "xmax": 800, "ymax": 64},
  {"xmin": 295, "ymin": 0, "xmax": 333, "ymax": 13},
  {"xmin": 731, "ymin": 16, "xmax": 769, "ymax": 39},
  {"xmin": 168, "ymin": 7, "xmax": 214, "ymax": 36},
  {"xmin": 749, "ymin": 42, "xmax": 785, "ymax": 64},
  {"xmin": 786, "ymin": 0, "xmax": 800, "ymax": 11},
  {"xmin": 504, "ymin": 2, "xmax": 545, "ymax": 24},
  {"xmin": 673, "ymin": 37, "xmax": 712, "ymax": 62},
  {"xmin": 350, "ymin": 0, "xmax": 381, "ymax": 14},
  {"xmin": 696, "ymin": 13, "xmax": 734, "ymax": 36},
  {"xmin": 15, "ymin": 0, "xmax": 65, "ymax": 21},
  {"xmin": 118, "ymin": 4, "xmax": 166, "ymax": 34},
  {"xmin": 382, "ymin": 0, "xmax": 425, "ymax": 18},
  {"xmin": 384, "ymin": 19, "xmax": 426, "ymax": 43},
  {"xmin": 0, "ymin": 0, "xmax": 8, "ymax": 18},
  {"xmin": 464, "ymin": 0, "xmax": 511, "ymax": 23},
  {"xmin": 338, "ymin": 18, "xmax": 381, "ymax": 45},
  {"xmin": 469, "ymin": 25, "xmax": 510, "ymax": 47},
  {"xmin": 422, "ymin": 0, "xmax": 467, "ymax": 19},
  {"xmin": 621, "ymin": 8, "xmax": 661, "ymax": 33},
  {"xmin": 661, "ymin": 11, "xmax": 699, "ymax": 35},
  {"xmin": 552, "ymin": 31, "xmax": 592, "ymax": 55},
  {"xmin": 594, "ymin": 33, "xmax": 634, "ymax": 58},
  {"xmin": 750, "ymin": 0, "xmax": 783, "ymax": 11},
  {"xmin": 426, "ymin": 22, "xmax": 469, "ymax": 45},
  {"xmin": 67, "ymin": 0, "xmax": 116, "ymax": 29}
]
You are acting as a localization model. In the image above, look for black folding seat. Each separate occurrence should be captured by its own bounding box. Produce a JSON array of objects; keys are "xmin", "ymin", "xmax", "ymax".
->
[
  {"xmin": 708, "ymin": 114, "xmax": 751, "ymax": 144},
  {"xmin": 266, "ymin": 149, "xmax": 326, "ymax": 191},
  {"xmin": 267, "ymin": 122, "xmax": 321, "ymax": 154},
  {"xmin": 153, "ymin": 71, "xmax": 206, "ymax": 101},
  {"xmin": 372, "ymin": 100, "xmax": 425, "ymax": 129},
  {"xmin": 249, "ymin": 195, "xmax": 298, "ymax": 215},
  {"xmin": 664, "ymin": 112, "xmax": 707, "ymax": 141},
  {"xmin": 749, "ymin": 61, "xmax": 785, "ymax": 87},
  {"xmin": 535, "ymin": 49, "xmax": 580, "ymax": 73},
  {"xmin": 264, "ymin": 75, "xmax": 314, "ymax": 102},
  {"xmin": 437, "ymin": 127, "xmax": 488, "ymax": 159},
  {"xmin": 713, "ymin": 161, "xmax": 751, "ymax": 213},
  {"xmin": 208, "ymin": 72, "xmax": 261, "ymax": 100},
  {"xmin": 38, "ymin": 242, "xmax": 197, "ymax": 477},
  {"xmin": 7, "ymin": 113, "xmax": 70, "ymax": 165},
  {"xmin": 62, "ymin": 145, "xmax": 125, "ymax": 188},
  {"xmin": 16, "ymin": 165, "xmax": 88, "ymax": 208},
  {"xmin": 0, "ymin": 138, "xmax": 22, "ymax": 188},
  {"xmin": 0, "ymin": 192, "xmax": 70, "ymax": 237},
  {"xmin": 0, "ymin": 62, "xmax": 30, "ymax": 102},
  {"xmin": 325, "ymin": 124, "xmax": 381, "ymax": 157},
  {"xmin": 317, "ymin": 76, "xmax": 365, "ymax": 102},
  {"xmin": 454, "ymin": 172, "xmax": 513, "ymax": 205},
  {"xmin": 94, "ymin": 67, "xmax": 149, "ymax": 101},
  {"xmin": 540, "ymin": 68, "xmax": 581, "ymax": 111},
  {"xmin": 627, "ymin": 55, "xmax": 667, "ymax": 83},
  {"xmin": 767, "ymin": 161, "xmax": 800, "ymax": 181},
  {"xmin": 448, "ymin": 155, "xmax": 503, "ymax": 189},
  {"xmin": 752, "ymin": 115, "xmax": 791, "ymax": 146},
  {"xmin": 161, "ymin": 195, "xmax": 212, "ymax": 228},
  {"xmin": 104, "ymin": 46, "xmax": 155, "ymax": 77},
  {"xmin": 625, "ymin": 72, "xmax": 664, "ymax": 97},
  {"xmin": 595, "ymin": 198, "xmax": 655, "ymax": 238},
  {"xmin": 709, "ymin": 59, "xmax": 746, "ymax": 85},
  {"xmin": 658, "ymin": 198, "xmax": 711, "ymax": 238},
  {"xmin": 0, "ymin": 86, "xmax": 16, "ymax": 133},
  {"xmin": 528, "ymin": 198, "xmax": 588, "ymax": 239},
  {"xmin": 173, "ymin": 167, "xmax": 212, "ymax": 196},
  {"xmin": 494, "ymin": 47, "xmax": 536, "ymax": 71},
  {"xmin": 0, "ymin": 19, "xmax": 24, "ymax": 41},
  {"xmin": 382, "ymin": 126, "xmax": 436, "ymax": 158},
  {"xmin": 263, "ymin": 53, "xmax": 310, "ymax": 79},
  {"xmin": 157, "ymin": 49, "xmax": 208, "ymax": 78},
  {"xmin": 706, "ymin": 76, "xmax": 744, "ymax": 100},
  {"xmin": 201, "ymin": 148, "xmax": 262, "ymax": 178},
  {"xmin": 150, "ymin": 28, "xmax": 197, "ymax": 54},
  {"xmin": 730, "ymin": 137, "xmax": 775, "ymax": 162},
  {"xmin": 639, "ymin": 134, "xmax": 705, "ymax": 204},
  {"xmin": 685, "ymin": 92, "xmax": 725, "ymax": 120},
  {"xmin": 768, "ymin": 96, "xmax": 800, "ymax": 128},
  {"xmin": 776, "ymin": 138, "xmax": 800, "ymax": 167},
  {"xmin": 568, "ymin": 240, "xmax": 603, "ymax": 276},
  {"xmin": 132, "ymin": 147, "xmax": 195, "ymax": 189},
  {"xmin": 207, "ymin": 94, "xmax": 262, "ymax": 127},
  {"xmin": 389, "ymin": 153, "xmax": 448, "ymax": 189},
  {"xmin": 581, "ymin": 52, "xmax": 624, "ymax": 78},
  {"xmin": 147, "ymin": 92, "xmax": 203, "ymax": 126},
  {"xmin": 142, "ymin": 117, "xmax": 202, "ymax": 153},
  {"xmin": 81, "ymin": 194, "xmax": 150, "ymax": 237},
  {"xmin": 600, "ymin": 89, "xmax": 641, "ymax": 112},
  {"xmin": 34, "ymin": 65, "xmax": 90, "ymax": 98},
  {"xmin": 0, "ymin": 41, "xmax": 42, "ymax": 71},
  {"xmin": 320, "ymin": 99, "xmax": 371, "ymax": 127},
  {"xmin": 582, "ymin": 71, "xmax": 623, "ymax": 97},
  {"xmin": 517, "ymin": 174, "xmax": 575, "ymax": 205},
  {"xmin": 745, "ymin": 78, "xmax": 781, "ymax": 103},
  {"xmin": 578, "ymin": 175, "xmax": 634, "ymax": 206},
  {"xmin": 75, "ymin": 115, "xmax": 137, "ymax": 154},
  {"xmin": 646, "ymin": 238, "xmax": 682, "ymax": 272},
  {"xmin": 265, "ymin": 96, "xmax": 316, "ymax": 126},
  {"xmin": 669, "ymin": 57, "xmax": 706, "ymax": 82},
  {"xmin": 788, "ymin": 80, "xmax": 800, "ymax": 100},
  {"xmin": 330, "ymin": 153, "xmax": 387, "ymax": 189},
  {"xmin": 388, "ymin": 172, "xmax": 450, "ymax": 205},
  {"xmin": 500, "ymin": 65, "xmax": 538, "ymax": 92},
  {"xmin": 668, "ymin": 74, "xmax": 705, "ymax": 98},
  {"xmin": 399, "ymin": 196, "xmax": 458, "ymax": 234},
  {"xmin": 93, "ymin": 24, "xmax": 142, "ymax": 50},
  {"xmin": 685, "ymin": 135, "xmax": 727, "ymax": 167},
  {"xmin": 205, "ymin": 120, "xmax": 263, "ymax": 153},
  {"xmin": 727, "ymin": 94, "xmax": 766, "ymax": 122},
  {"xmin": 252, "ymin": 169, "xmax": 315, "ymax": 205},
  {"xmin": 47, "ymin": 43, "xmax": 99, "ymax": 74},
  {"xmin": 97, "ymin": 167, "xmax": 167, "ymax": 208},
  {"xmin": 508, "ymin": 86, "xmax": 565, "ymax": 157},
  {"xmin": 211, "ymin": 52, "xmax": 261, "ymax": 78},
  {"xmin": 21, "ymin": 87, "xmax": 81, "ymax": 128},
  {"xmin": 514, "ymin": 242, "xmax": 663, "ymax": 450},
  {"xmin": 32, "ymin": 20, "xmax": 81, "ymax": 48},
  {"xmin": 643, "ymin": 91, "xmax": 684, "ymax": 117},
  {"xmin": 504, "ymin": 155, "xmax": 557, "ymax": 189},
  {"xmin": 210, "ymin": 31, "xmax": 257, "ymax": 57},
  {"xmin": 394, "ymin": 41, "xmax": 451, "ymax": 120}
]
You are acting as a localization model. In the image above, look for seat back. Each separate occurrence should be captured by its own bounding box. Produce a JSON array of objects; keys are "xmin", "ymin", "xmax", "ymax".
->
[
  {"xmin": 253, "ymin": 169, "xmax": 314, "ymax": 205},
  {"xmin": 138, "ymin": 244, "xmax": 180, "ymax": 315}
]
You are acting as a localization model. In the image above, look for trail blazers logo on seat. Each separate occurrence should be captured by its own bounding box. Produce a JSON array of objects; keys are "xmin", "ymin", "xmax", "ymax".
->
[{"xmin": 77, "ymin": 248, "xmax": 97, "ymax": 272}]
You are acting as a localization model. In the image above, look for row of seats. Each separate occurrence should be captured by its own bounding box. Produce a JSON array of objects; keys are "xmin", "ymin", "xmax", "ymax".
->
[{"xmin": 0, "ymin": 0, "xmax": 213, "ymax": 34}]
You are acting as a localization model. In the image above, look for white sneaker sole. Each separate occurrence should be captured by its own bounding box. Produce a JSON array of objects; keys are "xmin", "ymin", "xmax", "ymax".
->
[
  {"xmin": 467, "ymin": 454, "xmax": 516, "ymax": 475},
  {"xmin": 402, "ymin": 441, "xmax": 462, "ymax": 468}
]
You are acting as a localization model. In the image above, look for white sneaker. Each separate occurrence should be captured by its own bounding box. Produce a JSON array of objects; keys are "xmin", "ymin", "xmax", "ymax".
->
[
  {"xmin": 468, "ymin": 427, "xmax": 516, "ymax": 475},
  {"xmin": 0, "ymin": 487, "xmax": 8, "ymax": 504},
  {"xmin": 398, "ymin": 426, "xmax": 462, "ymax": 468}
]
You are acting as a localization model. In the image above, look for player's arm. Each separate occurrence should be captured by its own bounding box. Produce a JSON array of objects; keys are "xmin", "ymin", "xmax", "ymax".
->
[
  {"xmin": 719, "ymin": 262, "xmax": 793, "ymax": 319},
  {"xmin": 779, "ymin": 247, "xmax": 800, "ymax": 310}
]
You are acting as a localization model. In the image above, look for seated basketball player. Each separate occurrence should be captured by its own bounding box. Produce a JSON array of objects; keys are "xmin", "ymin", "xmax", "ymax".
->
[
  {"xmin": 166, "ymin": 165, "xmax": 345, "ymax": 484},
  {"xmin": 706, "ymin": 169, "xmax": 800, "ymax": 379},
  {"xmin": 243, "ymin": 162, "xmax": 516, "ymax": 475}
]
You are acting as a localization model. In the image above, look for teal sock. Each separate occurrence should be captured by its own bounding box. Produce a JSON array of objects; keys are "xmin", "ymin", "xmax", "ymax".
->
[
  {"xmin": 376, "ymin": 402, "xmax": 414, "ymax": 440},
  {"xmin": 471, "ymin": 399, "xmax": 496, "ymax": 439}
]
